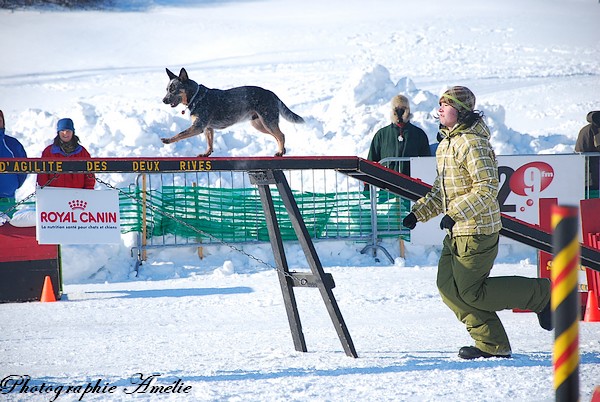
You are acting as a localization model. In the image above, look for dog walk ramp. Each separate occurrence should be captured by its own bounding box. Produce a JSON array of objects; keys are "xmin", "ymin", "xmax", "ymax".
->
[{"xmin": 3, "ymin": 155, "xmax": 599, "ymax": 352}]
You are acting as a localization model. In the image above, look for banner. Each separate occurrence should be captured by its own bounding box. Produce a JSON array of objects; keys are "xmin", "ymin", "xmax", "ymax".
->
[
  {"xmin": 409, "ymin": 154, "xmax": 585, "ymax": 245},
  {"xmin": 36, "ymin": 188, "xmax": 121, "ymax": 244}
]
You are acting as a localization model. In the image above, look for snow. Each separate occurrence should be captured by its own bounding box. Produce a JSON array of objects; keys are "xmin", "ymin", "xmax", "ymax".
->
[{"xmin": 1, "ymin": 0, "xmax": 600, "ymax": 400}]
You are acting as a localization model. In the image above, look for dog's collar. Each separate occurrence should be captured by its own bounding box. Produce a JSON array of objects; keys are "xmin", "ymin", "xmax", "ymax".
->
[{"xmin": 187, "ymin": 83, "xmax": 207, "ymax": 111}]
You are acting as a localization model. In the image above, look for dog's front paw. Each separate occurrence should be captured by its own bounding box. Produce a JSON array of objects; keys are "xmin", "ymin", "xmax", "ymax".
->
[
  {"xmin": 274, "ymin": 148, "xmax": 286, "ymax": 157},
  {"xmin": 161, "ymin": 137, "xmax": 172, "ymax": 144}
]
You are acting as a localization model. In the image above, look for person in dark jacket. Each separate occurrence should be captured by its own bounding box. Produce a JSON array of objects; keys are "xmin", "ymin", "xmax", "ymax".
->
[
  {"xmin": 0, "ymin": 110, "xmax": 28, "ymax": 214},
  {"xmin": 365, "ymin": 94, "xmax": 431, "ymax": 248},
  {"xmin": 574, "ymin": 111, "xmax": 600, "ymax": 191},
  {"xmin": 37, "ymin": 118, "xmax": 95, "ymax": 189},
  {"xmin": 367, "ymin": 94, "xmax": 431, "ymax": 175}
]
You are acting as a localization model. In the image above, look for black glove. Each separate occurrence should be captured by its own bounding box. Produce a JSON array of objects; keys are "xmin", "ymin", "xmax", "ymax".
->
[
  {"xmin": 402, "ymin": 212, "xmax": 417, "ymax": 230},
  {"xmin": 440, "ymin": 214, "xmax": 455, "ymax": 231}
]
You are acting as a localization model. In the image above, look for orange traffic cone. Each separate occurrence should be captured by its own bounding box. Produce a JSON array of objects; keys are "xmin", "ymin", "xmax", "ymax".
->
[
  {"xmin": 40, "ymin": 275, "xmax": 56, "ymax": 303},
  {"xmin": 584, "ymin": 290, "xmax": 600, "ymax": 322}
]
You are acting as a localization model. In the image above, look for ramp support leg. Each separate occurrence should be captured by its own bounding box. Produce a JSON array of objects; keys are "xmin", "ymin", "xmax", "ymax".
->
[{"xmin": 249, "ymin": 170, "xmax": 358, "ymax": 358}]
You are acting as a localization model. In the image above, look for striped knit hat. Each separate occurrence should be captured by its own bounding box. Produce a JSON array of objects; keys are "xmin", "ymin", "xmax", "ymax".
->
[{"xmin": 440, "ymin": 86, "xmax": 476, "ymax": 113}]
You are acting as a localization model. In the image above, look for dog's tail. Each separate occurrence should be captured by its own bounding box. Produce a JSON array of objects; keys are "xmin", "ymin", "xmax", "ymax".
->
[{"xmin": 277, "ymin": 99, "xmax": 305, "ymax": 124}]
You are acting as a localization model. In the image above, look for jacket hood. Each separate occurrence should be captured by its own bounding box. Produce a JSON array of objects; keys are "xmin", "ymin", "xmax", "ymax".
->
[
  {"xmin": 390, "ymin": 95, "xmax": 412, "ymax": 124},
  {"xmin": 441, "ymin": 118, "xmax": 490, "ymax": 140},
  {"xmin": 587, "ymin": 111, "xmax": 600, "ymax": 126}
]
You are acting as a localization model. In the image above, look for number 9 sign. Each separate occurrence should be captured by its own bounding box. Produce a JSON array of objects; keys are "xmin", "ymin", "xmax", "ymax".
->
[{"xmin": 509, "ymin": 162, "xmax": 554, "ymax": 196}]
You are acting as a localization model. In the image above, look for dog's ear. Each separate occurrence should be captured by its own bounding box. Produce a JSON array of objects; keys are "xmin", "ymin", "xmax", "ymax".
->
[
  {"xmin": 179, "ymin": 68, "xmax": 189, "ymax": 82},
  {"xmin": 166, "ymin": 68, "xmax": 178, "ymax": 80}
]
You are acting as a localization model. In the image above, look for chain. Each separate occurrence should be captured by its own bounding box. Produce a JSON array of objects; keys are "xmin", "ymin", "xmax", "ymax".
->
[
  {"xmin": 2, "ymin": 174, "xmax": 299, "ymax": 279},
  {"xmin": 0, "ymin": 175, "xmax": 59, "ymax": 217},
  {"xmin": 94, "ymin": 176, "xmax": 296, "ymax": 277},
  {"xmin": 0, "ymin": 191, "xmax": 36, "ymax": 217}
]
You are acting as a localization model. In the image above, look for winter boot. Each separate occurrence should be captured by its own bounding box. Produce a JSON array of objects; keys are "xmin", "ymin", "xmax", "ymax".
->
[
  {"xmin": 537, "ymin": 300, "xmax": 553, "ymax": 331},
  {"xmin": 458, "ymin": 346, "xmax": 511, "ymax": 360}
]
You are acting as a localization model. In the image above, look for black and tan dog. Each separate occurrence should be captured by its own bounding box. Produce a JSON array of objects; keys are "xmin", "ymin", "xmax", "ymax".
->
[{"xmin": 161, "ymin": 67, "xmax": 304, "ymax": 157}]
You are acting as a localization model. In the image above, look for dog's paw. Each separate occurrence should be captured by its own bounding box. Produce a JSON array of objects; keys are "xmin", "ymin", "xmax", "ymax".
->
[
  {"xmin": 198, "ymin": 151, "xmax": 213, "ymax": 157},
  {"xmin": 160, "ymin": 138, "xmax": 172, "ymax": 144},
  {"xmin": 274, "ymin": 148, "xmax": 286, "ymax": 157}
]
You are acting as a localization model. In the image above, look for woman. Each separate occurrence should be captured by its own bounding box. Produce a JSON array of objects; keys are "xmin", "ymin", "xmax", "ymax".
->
[
  {"xmin": 37, "ymin": 118, "xmax": 95, "ymax": 189},
  {"xmin": 402, "ymin": 86, "xmax": 552, "ymax": 359}
]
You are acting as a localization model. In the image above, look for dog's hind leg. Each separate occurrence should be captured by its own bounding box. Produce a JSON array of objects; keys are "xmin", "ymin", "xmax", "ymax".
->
[
  {"xmin": 251, "ymin": 117, "xmax": 286, "ymax": 157},
  {"xmin": 269, "ymin": 127, "xmax": 286, "ymax": 157},
  {"xmin": 200, "ymin": 127, "xmax": 214, "ymax": 157}
]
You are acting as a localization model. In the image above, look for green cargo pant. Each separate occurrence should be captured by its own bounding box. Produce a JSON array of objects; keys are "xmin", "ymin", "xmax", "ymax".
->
[{"xmin": 437, "ymin": 232, "xmax": 551, "ymax": 355}]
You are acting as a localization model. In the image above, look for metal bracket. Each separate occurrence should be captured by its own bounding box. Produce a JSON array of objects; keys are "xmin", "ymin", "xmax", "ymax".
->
[
  {"xmin": 288, "ymin": 272, "xmax": 335, "ymax": 289},
  {"xmin": 248, "ymin": 170, "xmax": 276, "ymax": 185}
]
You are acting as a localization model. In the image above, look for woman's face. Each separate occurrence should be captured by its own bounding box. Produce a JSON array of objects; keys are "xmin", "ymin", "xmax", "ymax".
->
[
  {"xmin": 58, "ymin": 129, "xmax": 74, "ymax": 142},
  {"xmin": 438, "ymin": 102, "xmax": 458, "ymax": 128}
]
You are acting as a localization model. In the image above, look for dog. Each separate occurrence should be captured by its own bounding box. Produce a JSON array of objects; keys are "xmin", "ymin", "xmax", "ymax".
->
[{"xmin": 161, "ymin": 67, "xmax": 305, "ymax": 157}]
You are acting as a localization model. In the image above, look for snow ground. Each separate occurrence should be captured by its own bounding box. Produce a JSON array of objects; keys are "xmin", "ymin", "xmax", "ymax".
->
[{"xmin": 0, "ymin": 0, "xmax": 599, "ymax": 400}]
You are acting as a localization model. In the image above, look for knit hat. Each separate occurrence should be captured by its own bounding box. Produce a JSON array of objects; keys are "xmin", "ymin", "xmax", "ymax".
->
[
  {"xmin": 57, "ymin": 118, "xmax": 75, "ymax": 133},
  {"xmin": 587, "ymin": 111, "xmax": 600, "ymax": 127},
  {"xmin": 439, "ymin": 86, "xmax": 476, "ymax": 113},
  {"xmin": 390, "ymin": 94, "xmax": 412, "ymax": 124}
]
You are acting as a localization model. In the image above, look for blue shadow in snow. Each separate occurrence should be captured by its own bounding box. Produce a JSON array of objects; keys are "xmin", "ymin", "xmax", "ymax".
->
[
  {"xmin": 189, "ymin": 350, "xmax": 595, "ymax": 382},
  {"xmin": 9, "ymin": 351, "xmax": 598, "ymax": 399},
  {"xmin": 103, "ymin": 351, "xmax": 600, "ymax": 384},
  {"xmin": 70, "ymin": 286, "xmax": 253, "ymax": 300}
]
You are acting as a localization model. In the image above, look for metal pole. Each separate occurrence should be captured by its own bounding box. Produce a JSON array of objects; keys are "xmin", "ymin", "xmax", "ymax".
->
[
  {"xmin": 141, "ymin": 174, "xmax": 148, "ymax": 262},
  {"xmin": 551, "ymin": 204, "xmax": 579, "ymax": 402},
  {"xmin": 369, "ymin": 187, "xmax": 379, "ymax": 257}
]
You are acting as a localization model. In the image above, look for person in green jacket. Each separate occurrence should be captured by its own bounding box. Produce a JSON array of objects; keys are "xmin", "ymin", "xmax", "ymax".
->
[
  {"xmin": 367, "ymin": 94, "xmax": 431, "ymax": 175},
  {"xmin": 365, "ymin": 94, "xmax": 431, "ymax": 214},
  {"xmin": 402, "ymin": 86, "xmax": 552, "ymax": 360}
]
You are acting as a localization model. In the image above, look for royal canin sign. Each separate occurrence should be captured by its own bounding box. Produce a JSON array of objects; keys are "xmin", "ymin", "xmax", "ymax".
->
[{"xmin": 39, "ymin": 199, "xmax": 117, "ymax": 224}]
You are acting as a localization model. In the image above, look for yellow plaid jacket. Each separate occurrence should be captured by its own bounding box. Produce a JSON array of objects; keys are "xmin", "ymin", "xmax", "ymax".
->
[{"xmin": 412, "ymin": 119, "xmax": 502, "ymax": 236}]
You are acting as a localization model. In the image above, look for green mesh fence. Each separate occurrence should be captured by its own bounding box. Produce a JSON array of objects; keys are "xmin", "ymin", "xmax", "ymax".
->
[
  {"xmin": 0, "ymin": 199, "xmax": 17, "ymax": 219},
  {"xmin": 143, "ymin": 186, "xmax": 410, "ymax": 242},
  {"xmin": 156, "ymin": 186, "xmax": 268, "ymax": 241},
  {"xmin": 1, "ymin": 186, "xmax": 411, "ymax": 242},
  {"xmin": 155, "ymin": 186, "xmax": 343, "ymax": 242}
]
